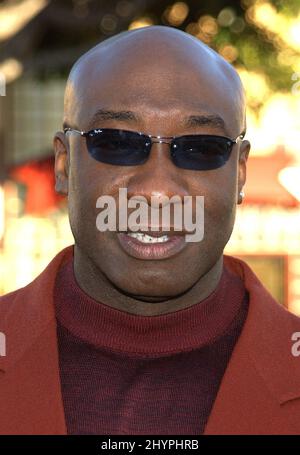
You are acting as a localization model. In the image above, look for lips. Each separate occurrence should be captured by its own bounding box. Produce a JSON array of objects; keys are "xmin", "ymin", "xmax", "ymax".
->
[{"xmin": 117, "ymin": 230, "xmax": 187, "ymax": 260}]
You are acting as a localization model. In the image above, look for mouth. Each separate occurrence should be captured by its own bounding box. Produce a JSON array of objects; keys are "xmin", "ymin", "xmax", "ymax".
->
[{"xmin": 117, "ymin": 230, "xmax": 187, "ymax": 260}]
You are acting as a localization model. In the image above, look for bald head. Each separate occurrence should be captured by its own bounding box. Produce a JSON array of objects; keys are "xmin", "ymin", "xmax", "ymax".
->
[{"xmin": 63, "ymin": 25, "xmax": 246, "ymax": 137}]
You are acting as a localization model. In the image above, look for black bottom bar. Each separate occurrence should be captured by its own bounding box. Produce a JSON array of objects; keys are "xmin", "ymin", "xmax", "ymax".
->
[{"xmin": 0, "ymin": 436, "xmax": 300, "ymax": 453}]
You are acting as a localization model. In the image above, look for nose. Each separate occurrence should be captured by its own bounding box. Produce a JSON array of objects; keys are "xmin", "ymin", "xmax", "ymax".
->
[{"xmin": 126, "ymin": 141, "xmax": 190, "ymax": 206}]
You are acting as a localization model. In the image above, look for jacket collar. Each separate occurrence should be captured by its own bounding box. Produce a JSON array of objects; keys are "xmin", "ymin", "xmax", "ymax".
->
[{"xmin": 1, "ymin": 247, "xmax": 300, "ymax": 406}]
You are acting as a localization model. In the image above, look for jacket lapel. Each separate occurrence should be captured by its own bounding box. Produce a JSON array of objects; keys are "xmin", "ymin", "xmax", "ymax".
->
[{"xmin": 204, "ymin": 256, "xmax": 300, "ymax": 434}]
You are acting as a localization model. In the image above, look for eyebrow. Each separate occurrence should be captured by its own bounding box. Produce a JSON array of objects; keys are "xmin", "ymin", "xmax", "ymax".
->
[
  {"xmin": 184, "ymin": 114, "xmax": 226, "ymax": 131},
  {"xmin": 64, "ymin": 109, "xmax": 228, "ymax": 134}
]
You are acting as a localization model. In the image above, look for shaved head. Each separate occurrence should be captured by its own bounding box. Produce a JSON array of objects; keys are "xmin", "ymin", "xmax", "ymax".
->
[{"xmin": 63, "ymin": 26, "xmax": 246, "ymax": 137}]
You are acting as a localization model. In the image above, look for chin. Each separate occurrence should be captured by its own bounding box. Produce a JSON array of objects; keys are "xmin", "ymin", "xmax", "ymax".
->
[{"xmin": 108, "ymin": 271, "xmax": 194, "ymax": 301}]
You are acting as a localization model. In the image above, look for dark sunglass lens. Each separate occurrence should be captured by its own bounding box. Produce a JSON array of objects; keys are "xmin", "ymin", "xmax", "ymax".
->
[
  {"xmin": 171, "ymin": 136, "xmax": 233, "ymax": 171},
  {"xmin": 86, "ymin": 130, "xmax": 150, "ymax": 166}
]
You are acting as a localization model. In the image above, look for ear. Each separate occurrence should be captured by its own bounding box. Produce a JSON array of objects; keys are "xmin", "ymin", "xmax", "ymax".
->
[
  {"xmin": 237, "ymin": 139, "xmax": 250, "ymax": 204},
  {"xmin": 53, "ymin": 131, "xmax": 69, "ymax": 196}
]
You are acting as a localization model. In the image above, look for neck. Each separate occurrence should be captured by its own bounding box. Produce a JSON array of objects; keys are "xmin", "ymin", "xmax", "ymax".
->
[{"xmin": 73, "ymin": 244, "xmax": 224, "ymax": 316}]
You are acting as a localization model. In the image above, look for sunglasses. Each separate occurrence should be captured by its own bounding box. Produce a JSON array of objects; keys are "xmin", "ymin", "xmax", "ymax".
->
[{"xmin": 64, "ymin": 127, "xmax": 244, "ymax": 171}]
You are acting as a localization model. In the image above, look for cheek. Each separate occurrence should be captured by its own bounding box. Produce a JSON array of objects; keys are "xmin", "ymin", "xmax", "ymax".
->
[
  {"xmin": 187, "ymin": 159, "xmax": 238, "ymax": 249},
  {"xmin": 67, "ymin": 145, "xmax": 131, "ymax": 256},
  {"xmin": 205, "ymin": 192, "xmax": 237, "ymax": 244},
  {"xmin": 67, "ymin": 146, "xmax": 105, "ymax": 246},
  {"xmin": 201, "ymin": 163, "xmax": 238, "ymax": 246}
]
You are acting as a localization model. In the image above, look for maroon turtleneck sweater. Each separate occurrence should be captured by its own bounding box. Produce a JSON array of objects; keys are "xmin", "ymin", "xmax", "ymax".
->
[{"xmin": 54, "ymin": 258, "xmax": 249, "ymax": 435}]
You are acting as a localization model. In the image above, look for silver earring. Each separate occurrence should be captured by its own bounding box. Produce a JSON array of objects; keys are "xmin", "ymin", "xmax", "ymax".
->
[{"xmin": 238, "ymin": 190, "xmax": 245, "ymax": 204}]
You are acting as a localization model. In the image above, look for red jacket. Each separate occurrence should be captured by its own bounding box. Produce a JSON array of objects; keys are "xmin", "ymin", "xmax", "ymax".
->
[{"xmin": 0, "ymin": 246, "xmax": 300, "ymax": 435}]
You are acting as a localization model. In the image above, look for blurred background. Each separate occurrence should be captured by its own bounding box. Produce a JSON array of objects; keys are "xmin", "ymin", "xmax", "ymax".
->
[{"xmin": 0, "ymin": 0, "xmax": 300, "ymax": 313}]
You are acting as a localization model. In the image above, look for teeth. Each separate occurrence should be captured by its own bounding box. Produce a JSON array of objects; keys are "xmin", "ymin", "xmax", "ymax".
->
[{"xmin": 127, "ymin": 232, "xmax": 170, "ymax": 243}]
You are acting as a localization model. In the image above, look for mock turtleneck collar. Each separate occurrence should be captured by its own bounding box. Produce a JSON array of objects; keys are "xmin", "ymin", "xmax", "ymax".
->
[{"xmin": 54, "ymin": 257, "xmax": 246, "ymax": 357}]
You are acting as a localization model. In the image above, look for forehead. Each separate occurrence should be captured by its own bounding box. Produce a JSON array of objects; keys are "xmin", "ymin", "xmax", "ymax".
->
[{"xmin": 66, "ymin": 33, "xmax": 244, "ymax": 134}]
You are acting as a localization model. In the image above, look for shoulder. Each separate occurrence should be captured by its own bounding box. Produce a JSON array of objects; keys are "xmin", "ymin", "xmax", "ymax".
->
[
  {"xmin": 0, "ymin": 246, "xmax": 74, "ymax": 372},
  {"xmin": 224, "ymin": 253, "xmax": 300, "ymax": 371},
  {"xmin": 0, "ymin": 245, "xmax": 74, "ymax": 323},
  {"xmin": 224, "ymin": 253, "xmax": 300, "ymax": 338}
]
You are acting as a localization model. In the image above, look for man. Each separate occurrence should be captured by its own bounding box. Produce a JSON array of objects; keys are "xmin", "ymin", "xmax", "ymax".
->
[{"xmin": 0, "ymin": 25, "xmax": 300, "ymax": 435}]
